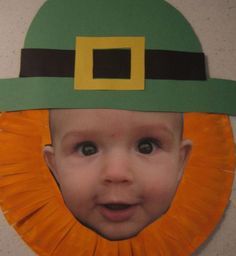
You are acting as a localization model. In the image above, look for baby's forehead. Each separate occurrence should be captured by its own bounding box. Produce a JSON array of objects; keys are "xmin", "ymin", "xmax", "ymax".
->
[{"xmin": 49, "ymin": 109, "xmax": 183, "ymax": 140}]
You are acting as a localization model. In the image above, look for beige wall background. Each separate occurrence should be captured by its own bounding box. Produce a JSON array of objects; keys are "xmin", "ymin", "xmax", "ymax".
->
[{"xmin": 0, "ymin": 0, "xmax": 235, "ymax": 255}]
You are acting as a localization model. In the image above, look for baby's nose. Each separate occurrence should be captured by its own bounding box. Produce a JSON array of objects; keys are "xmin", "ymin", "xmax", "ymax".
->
[{"xmin": 101, "ymin": 152, "xmax": 134, "ymax": 185}]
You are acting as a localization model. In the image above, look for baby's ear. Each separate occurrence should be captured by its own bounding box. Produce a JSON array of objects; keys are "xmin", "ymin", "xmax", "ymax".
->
[
  {"xmin": 43, "ymin": 145, "xmax": 59, "ymax": 182},
  {"xmin": 177, "ymin": 139, "xmax": 192, "ymax": 182}
]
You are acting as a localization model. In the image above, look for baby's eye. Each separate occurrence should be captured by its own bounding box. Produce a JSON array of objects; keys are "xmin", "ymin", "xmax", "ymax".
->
[
  {"xmin": 75, "ymin": 141, "xmax": 98, "ymax": 156},
  {"xmin": 137, "ymin": 138, "xmax": 160, "ymax": 154}
]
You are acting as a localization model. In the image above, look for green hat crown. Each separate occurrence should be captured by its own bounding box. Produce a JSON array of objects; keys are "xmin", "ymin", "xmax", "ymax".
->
[{"xmin": 25, "ymin": 0, "xmax": 201, "ymax": 52}]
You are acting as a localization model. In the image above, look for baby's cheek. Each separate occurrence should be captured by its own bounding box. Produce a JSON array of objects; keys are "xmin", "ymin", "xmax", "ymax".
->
[
  {"xmin": 59, "ymin": 169, "xmax": 95, "ymax": 198},
  {"xmin": 145, "ymin": 182, "xmax": 171, "ymax": 200},
  {"xmin": 60, "ymin": 182, "xmax": 90, "ymax": 217},
  {"xmin": 143, "ymin": 169, "xmax": 179, "ymax": 203},
  {"xmin": 143, "ymin": 182, "xmax": 178, "ymax": 219}
]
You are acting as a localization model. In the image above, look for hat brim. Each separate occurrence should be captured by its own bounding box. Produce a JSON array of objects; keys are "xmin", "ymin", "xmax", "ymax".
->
[{"xmin": 0, "ymin": 77, "xmax": 236, "ymax": 114}]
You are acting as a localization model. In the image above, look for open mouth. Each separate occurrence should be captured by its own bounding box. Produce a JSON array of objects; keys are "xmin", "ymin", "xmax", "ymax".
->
[
  {"xmin": 99, "ymin": 203, "xmax": 138, "ymax": 222},
  {"xmin": 103, "ymin": 204, "xmax": 132, "ymax": 211}
]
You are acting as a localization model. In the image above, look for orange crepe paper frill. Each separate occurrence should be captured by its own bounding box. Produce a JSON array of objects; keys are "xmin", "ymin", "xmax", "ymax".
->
[{"xmin": 0, "ymin": 110, "xmax": 235, "ymax": 256}]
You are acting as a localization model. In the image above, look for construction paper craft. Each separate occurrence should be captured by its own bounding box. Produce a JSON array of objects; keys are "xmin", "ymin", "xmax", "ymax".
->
[{"xmin": 0, "ymin": 0, "xmax": 235, "ymax": 255}]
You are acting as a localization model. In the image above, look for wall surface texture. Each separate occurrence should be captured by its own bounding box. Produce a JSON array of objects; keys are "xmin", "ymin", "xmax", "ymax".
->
[{"xmin": 0, "ymin": 0, "xmax": 235, "ymax": 255}]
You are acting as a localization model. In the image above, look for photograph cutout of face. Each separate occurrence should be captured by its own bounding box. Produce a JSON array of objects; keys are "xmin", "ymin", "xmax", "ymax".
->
[{"xmin": 43, "ymin": 109, "xmax": 192, "ymax": 241}]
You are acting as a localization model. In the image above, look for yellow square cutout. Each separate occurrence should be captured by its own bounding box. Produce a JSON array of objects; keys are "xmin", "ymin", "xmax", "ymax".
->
[{"xmin": 74, "ymin": 36, "xmax": 145, "ymax": 90}]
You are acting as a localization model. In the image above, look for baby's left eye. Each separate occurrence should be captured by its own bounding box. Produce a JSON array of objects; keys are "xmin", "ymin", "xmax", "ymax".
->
[{"xmin": 137, "ymin": 138, "xmax": 160, "ymax": 154}]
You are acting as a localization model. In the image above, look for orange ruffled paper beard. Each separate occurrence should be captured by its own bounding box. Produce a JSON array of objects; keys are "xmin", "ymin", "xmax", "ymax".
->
[
  {"xmin": 0, "ymin": 0, "xmax": 236, "ymax": 255},
  {"xmin": 0, "ymin": 110, "xmax": 235, "ymax": 256}
]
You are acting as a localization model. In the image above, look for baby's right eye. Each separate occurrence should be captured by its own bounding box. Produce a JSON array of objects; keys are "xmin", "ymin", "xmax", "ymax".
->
[{"xmin": 75, "ymin": 141, "xmax": 98, "ymax": 156}]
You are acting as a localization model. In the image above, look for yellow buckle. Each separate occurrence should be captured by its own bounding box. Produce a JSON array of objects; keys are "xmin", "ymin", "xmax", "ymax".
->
[{"xmin": 74, "ymin": 36, "xmax": 145, "ymax": 90}]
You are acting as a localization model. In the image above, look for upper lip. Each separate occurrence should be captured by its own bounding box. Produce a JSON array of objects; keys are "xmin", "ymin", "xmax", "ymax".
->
[{"xmin": 97, "ymin": 194, "xmax": 141, "ymax": 206}]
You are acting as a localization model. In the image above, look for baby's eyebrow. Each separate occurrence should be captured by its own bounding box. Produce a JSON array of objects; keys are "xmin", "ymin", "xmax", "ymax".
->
[
  {"xmin": 61, "ymin": 124, "xmax": 176, "ymax": 145},
  {"xmin": 61, "ymin": 130, "xmax": 97, "ymax": 143},
  {"xmin": 134, "ymin": 124, "xmax": 175, "ymax": 137}
]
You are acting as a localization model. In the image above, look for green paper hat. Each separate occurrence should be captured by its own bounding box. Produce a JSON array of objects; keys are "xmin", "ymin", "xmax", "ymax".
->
[{"xmin": 0, "ymin": 0, "xmax": 235, "ymax": 114}]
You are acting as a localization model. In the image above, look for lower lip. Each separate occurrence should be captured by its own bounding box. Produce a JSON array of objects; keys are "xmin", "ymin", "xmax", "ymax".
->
[{"xmin": 99, "ymin": 205, "xmax": 138, "ymax": 222}]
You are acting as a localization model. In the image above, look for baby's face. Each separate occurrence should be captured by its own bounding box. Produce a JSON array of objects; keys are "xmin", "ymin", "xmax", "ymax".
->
[{"xmin": 44, "ymin": 109, "xmax": 191, "ymax": 240}]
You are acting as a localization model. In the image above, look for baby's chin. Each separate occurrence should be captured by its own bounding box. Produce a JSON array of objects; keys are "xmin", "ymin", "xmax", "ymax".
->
[
  {"xmin": 97, "ymin": 229, "xmax": 140, "ymax": 241},
  {"xmin": 87, "ymin": 224, "xmax": 141, "ymax": 241},
  {"xmin": 76, "ymin": 212, "xmax": 164, "ymax": 241}
]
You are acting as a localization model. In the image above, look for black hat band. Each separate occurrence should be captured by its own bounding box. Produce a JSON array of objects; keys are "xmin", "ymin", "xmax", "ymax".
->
[{"xmin": 19, "ymin": 48, "xmax": 206, "ymax": 80}]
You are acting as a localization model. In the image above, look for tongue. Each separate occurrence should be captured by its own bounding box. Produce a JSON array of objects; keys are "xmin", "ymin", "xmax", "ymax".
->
[{"xmin": 105, "ymin": 204, "xmax": 130, "ymax": 210}]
